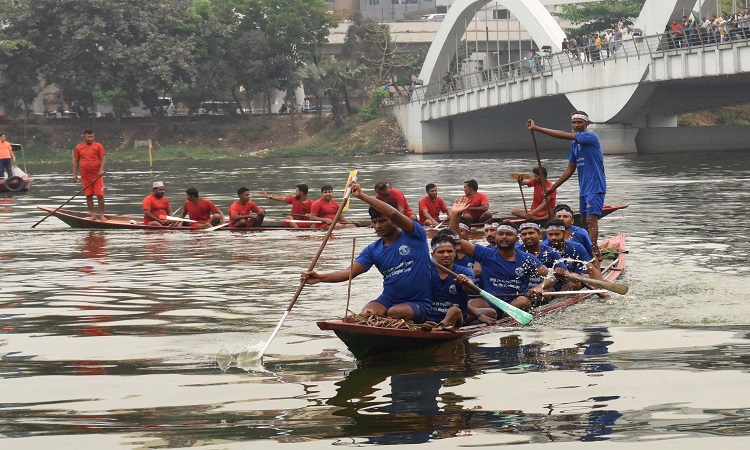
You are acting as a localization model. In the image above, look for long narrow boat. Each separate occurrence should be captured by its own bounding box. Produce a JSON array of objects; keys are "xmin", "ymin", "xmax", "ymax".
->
[
  {"xmin": 487, "ymin": 204, "xmax": 627, "ymax": 228},
  {"xmin": 35, "ymin": 206, "xmax": 322, "ymax": 231},
  {"xmin": 317, "ymin": 234, "xmax": 626, "ymax": 359}
]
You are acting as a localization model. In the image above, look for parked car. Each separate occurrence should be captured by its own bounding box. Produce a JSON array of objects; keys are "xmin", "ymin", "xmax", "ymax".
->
[{"xmin": 420, "ymin": 14, "xmax": 446, "ymax": 22}]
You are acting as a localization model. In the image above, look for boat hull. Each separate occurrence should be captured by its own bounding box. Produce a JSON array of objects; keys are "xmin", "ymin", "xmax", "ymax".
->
[{"xmin": 318, "ymin": 234, "xmax": 626, "ymax": 359}]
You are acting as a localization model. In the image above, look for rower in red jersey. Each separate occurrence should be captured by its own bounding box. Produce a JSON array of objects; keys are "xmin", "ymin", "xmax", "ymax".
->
[
  {"xmin": 309, "ymin": 184, "xmax": 357, "ymax": 229},
  {"xmin": 418, "ymin": 183, "xmax": 449, "ymax": 226},
  {"xmin": 374, "ymin": 182, "xmax": 417, "ymax": 220},
  {"xmin": 460, "ymin": 179, "xmax": 492, "ymax": 223},
  {"xmin": 262, "ymin": 183, "xmax": 313, "ymax": 228},
  {"xmin": 180, "ymin": 187, "xmax": 224, "ymax": 228},
  {"xmin": 230, "ymin": 187, "xmax": 265, "ymax": 228}
]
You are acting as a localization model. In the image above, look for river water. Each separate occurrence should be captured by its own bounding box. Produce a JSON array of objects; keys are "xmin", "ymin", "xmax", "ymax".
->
[{"xmin": 2, "ymin": 150, "xmax": 750, "ymax": 449}]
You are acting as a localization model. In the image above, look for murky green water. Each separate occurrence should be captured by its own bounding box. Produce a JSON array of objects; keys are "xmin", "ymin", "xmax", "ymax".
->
[{"xmin": 1, "ymin": 150, "xmax": 750, "ymax": 448}]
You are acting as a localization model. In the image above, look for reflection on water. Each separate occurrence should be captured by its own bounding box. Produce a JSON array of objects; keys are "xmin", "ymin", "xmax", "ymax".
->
[{"xmin": 2, "ymin": 152, "xmax": 750, "ymax": 447}]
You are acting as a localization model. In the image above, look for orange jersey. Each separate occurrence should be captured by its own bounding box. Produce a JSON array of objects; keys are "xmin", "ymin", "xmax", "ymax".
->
[
  {"xmin": 418, "ymin": 195, "xmax": 448, "ymax": 224},
  {"xmin": 461, "ymin": 192, "xmax": 489, "ymax": 221},
  {"xmin": 528, "ymin": 178, "xmax": 556, "ymax": 215},
  {"xmin": 284, "ymin": 195, "xmax": 312, "ymax": 216},
  {"xmin": 142, "ymin": 194, "xmax": 171, "ymax": 223},
  {"xmin": 376, "ymin": 188, "xmax": 415, "ymax": 217},
  {"xmin": 229, "ymin": 200, "xmax": 261, "ymax": 227},
  {"xmin": 74, "ymin": 141, "xmax": 106, "ymax": 181},
  {"xmin": 310, "ymin": 198, "xmax": 340, "ymax": 229},
  {"xmin": 183, "ymin": 198, "xmax": 220, "ymax": 223},
  {"xmin": 0, "ymin": 141, "xmax": 13, "ymax": 159}
]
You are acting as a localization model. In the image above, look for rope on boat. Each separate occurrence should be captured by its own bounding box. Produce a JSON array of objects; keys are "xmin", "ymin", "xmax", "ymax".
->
[{"xmin": 347, "ymin": 310, "xmax": 443, "ymax": 332}]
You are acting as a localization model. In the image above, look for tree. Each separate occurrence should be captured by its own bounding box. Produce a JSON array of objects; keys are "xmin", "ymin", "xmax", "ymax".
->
[{"xmin": 554, "ymin": 0, "xmax": 646, "ymax": 37}]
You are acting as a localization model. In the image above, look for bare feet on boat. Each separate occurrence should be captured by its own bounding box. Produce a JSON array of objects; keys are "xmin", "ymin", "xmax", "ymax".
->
[
  {"xmin": 89, "ymin": 214, "xmax": 97, "ymax": 221},
  {"xmin": 99, "ymin": 215, "xmax": 108, "ymax": 222}
]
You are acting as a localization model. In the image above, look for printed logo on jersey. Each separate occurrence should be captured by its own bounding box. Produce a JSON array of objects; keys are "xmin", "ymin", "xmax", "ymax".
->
[
  {"xmin": 449, "ymin": 285, "xmax": 457, "ymax": 295},
  {"xmin": 399, "ymin": 245, "xmax": 410, "ymax": 256},
  {"xmin": 515, "ymin": 266, "xmax": 525, "ymax": 276}
]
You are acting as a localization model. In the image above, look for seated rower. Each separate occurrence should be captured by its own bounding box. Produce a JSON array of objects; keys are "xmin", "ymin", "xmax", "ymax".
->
[
  {"xmin": 511, "ymin": 166, "xmax": 556, "ymax": 220},
  {"xmin": 142, "ymin": 181, "xmax": 174, "ymax": 226},
  {"xmin": 180, "ymin": 187, "xmax": 224, "ymax": 228},
  {"xmin": 449, "ymin": 199, "xmax": 554, "ymax": 318},
  {"xmin": 436, "ymin": 229, "xmax": 476, "ymax": 276},
  {"xmin": 553, "ymin": 204, "xmax": 595, "ymax": 263},
  {"xmin": 516, "ymin": 222, "xmax": 567, "ymax": 301},
  {"xmin": 543, "ymin": 218, "xmax": 604, "ymax": 291},
  {"xmin": 309, "ymin": 184, "xmax": 357, "ymax": 229},
  {"xmin": 418, "ymin": 183, "xmax": 449, "ymax": 227},
  {"xmin": 261, "ymin": 183, "xmax": 313, "ymax": 228},
  {"xmin": 483, "ymin": 219, "xmax": 499, "ymax": 248},
  {"xmin": 427, "ymin": 235, "xmax": 494, "ymax": 330},
  {"xmin": 374, "ymin": 182, "xmax": 417, "ymax": 221},
  {"xmin": 461, "ymin": 179, "xmax": 492, "ymax": 223},
  {"xmin": 301, "ymin": 181, "xmax": 432, "ymax": 322},
  {"xmin": 230, "ymin": 187, "xmax": 265, "ymax": 228}
]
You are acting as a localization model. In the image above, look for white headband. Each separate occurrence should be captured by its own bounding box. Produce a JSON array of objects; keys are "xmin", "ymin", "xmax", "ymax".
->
[
  {"xmin": 431, "ymin": 240, "xmax": 454, "ymax": 252},
  {"xmin": 459, "ymin": 223, "xmax": 471, "ymax": 231},
  {"xmin": 496, "ymin": 224, "xmax": 517, "ymax": 234},
  {"xmin": 556, "ymin": 210, "xmax": 573, "ymax": 218},
  {"xmin": 153, "ymin": 181, "xmax": 164, "ymax": 188},
  {"xmin": 547, "ymin": 225, "xmax": 566, "ymax": 231},
  {"xmin": 484, "ymin": 222, "xmax": 500, "ymax": 230},
  {"xmin": 571, "ymin": 113, "xmax": 590, "ymax": 122},
  {"xmin": 519, "ymin": 222, "xmax": 541, "ymax": 231}
]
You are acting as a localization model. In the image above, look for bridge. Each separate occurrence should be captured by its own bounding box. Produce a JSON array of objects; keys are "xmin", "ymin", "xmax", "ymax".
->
[{"xmin": 390, "ymin": 0, "xmax": 750, "ymax": 154}]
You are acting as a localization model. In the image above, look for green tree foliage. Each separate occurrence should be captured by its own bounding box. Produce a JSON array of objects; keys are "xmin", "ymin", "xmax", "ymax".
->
[{"xmin": 554, "ymin": 0, "xmax": 646, "ymax": 37}]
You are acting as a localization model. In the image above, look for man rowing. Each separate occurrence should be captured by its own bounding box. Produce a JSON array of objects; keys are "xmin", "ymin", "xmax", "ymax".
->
[
  {"xmin": 553, "ymin": 204, "xmax": 594, "ymax": 261},
  {"xmin": 261, "ymin": 184, "xmax": 312, "ymax": 228},
  {"xmin": 543, "ymin": 218, "xmax": 604, "ymax": 291},
  {"xmin": 418, "ymin": 183, "xmax": 449, "ymax": 227},
  {"xmin": 180, "ymin": 187, "xmax": 224, "ymax": 228},
  {"xmin": 142, "ymin": 181, "xmax": 173, "ymax": 226},
  {"xmin": 461, "ymin": 179, "xmax": 492, "ymax": 223},
  {"xmin": 450, "ymin": 199, "xmax": 553, "ymax": 318},
  {"xmin": 230, "ymin": 187, "xmax": 265, "ymax": 228},
  {"xmin": 374, "ymin": 182, "xmax": 417, "ymax": 221},
  {"xmin": 309, "ymin": 185, "xmax": 357, "ymax": 229},
  {"xmin": 427, "ymin": 235, "xmax": 494, "ymax": 330},
  {"xmin": 511, "ymin": 167, "xmax": 556, "ymax": 220},
  {"xmin": 301, "ymin": 181, "xmax": 432, "ymax": 322},
  {"xmin": 517, "ymin": 222, "xmax": 567, "ymax": 300},
  {"xmin": 528, "ymin": 111, "xmax": 606, "ymax": 262}
]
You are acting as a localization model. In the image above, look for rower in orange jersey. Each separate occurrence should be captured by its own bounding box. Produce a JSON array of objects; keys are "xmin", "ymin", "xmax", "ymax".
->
[
  {"xmin": 309, "ymin": 184, "xmax": 357, "ymax": 229},
  {"xmin": 460, "ymin": 179, "xmax": 492, "ymax": 223},
  {"xmin": 374, "ymin": 182, "xmax": 417, "ymax": 220},
  {"xmin": 418, "ymin": 183, "xmax": 449, "ymax": 227},
  {"xmin": 142, "ymin": 181, "xmax": 173, "ymax": 226},
  {"xmin": 180, "ymin": 187, "xmax": 224, "ymax": 228},
  {"xmin": 262, "ymin": 183, "xmax": 313, "ymax": 228},
  {"xmin": 511, "ymin": 167, "xmax": 556, "ymax": 220},
  {"xmin": 230, "ymin": 187, "xmax": 265, "ymax": 228}
]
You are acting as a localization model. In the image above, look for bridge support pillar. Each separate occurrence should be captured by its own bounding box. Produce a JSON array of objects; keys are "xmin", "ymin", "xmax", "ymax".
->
[{"xmin": 589, "ymin": 124, "xmax": 640, "ymax": 155}]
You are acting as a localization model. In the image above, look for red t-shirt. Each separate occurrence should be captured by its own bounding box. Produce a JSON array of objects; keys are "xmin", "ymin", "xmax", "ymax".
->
[
  {"xmin": 0, "ymin": 141, "xmax": 13, "ymax": 159},
  {"xmin": 418, "ymin": 195, "xmax": 448, "ymax": 224},
  {"xmin": 183, "ymin": 198, "xmax": 220, "ymax": 224},
  {"xmin": 529, "ymin": 178, "xmax": 556, "ymax": 216},
  {"xmin": 310, "ymin": 198, "xmax": 340, "ymax": 229},
  {"xmin": 74, "ymin": 141, "xmax": 106, "ymax": 181},
  {"xmin": 461, "ymin": 192, "xmax": 489, "ymax": 220},
  {"xmin": 229, "ymin": 200, "xmax": 261, "ymax": 227},
  {"xmin": 142, "ymin": 194, "xmax": 171, "ymax": 223},
  {"xmin": 376, "ymin": 188, "xmax": 415, "ymax": 217},
  {"xmin": 284, "ymin": 196, "xmax": 312, "ymax": 216}
]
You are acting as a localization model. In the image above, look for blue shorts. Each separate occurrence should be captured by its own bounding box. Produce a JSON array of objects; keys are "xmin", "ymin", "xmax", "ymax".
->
[
  {"xmin": 374, "ymin": 294, "xmax": 429, "ymax": 323},
  {"xmin": 579, "ymin": 193, "xmax": 605, "ymax": 217}
]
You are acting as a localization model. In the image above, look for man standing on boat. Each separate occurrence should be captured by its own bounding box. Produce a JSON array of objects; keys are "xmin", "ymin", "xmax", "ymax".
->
[
  {"xmin": 261, "ymin": 184, "xmax": 313, "ymax": 228},
  {"xmin": 0, "ymin": 133, "xmax": 17, "ymax": 179},
  {"xmin": 72, "ymin": 130, "xmax": 106, "ymax": 221},
  {"xmin": 180, "ymin": 187, "xmax": 224, "ymax": 228},
  {"xmin": 230, "ymin": 187, "xmax": 265, "ymax": 228},
  {"xmin": 418, "ymin": 183, "xmax": 449, "ymax": 227},
  {"xmin": 142, "ymin": 181, "xmax": 173, "ymax": 226},
  {"xmin": 301, "ymin": 181, "xmax": 433, "ymax": 323},
  {"xmin": 449, "ymin": 199, "xmax": 552, "ymax": 318},
  {"xmin": 461, "ymin": 179, "xmax": 492, "ymax": 223},
  {"xmin": 527, "ymin": 112, "xmax": 606, "ymax": 263},
  {"xmin": 309, "ymin": 184, "xmax": 356, "ymax": 229},
  {"xmin": 511, "ymin": 167, "xmax": 556, "ymax": 220},
  {"xmin": 374, "ymin": 182, "xmax": 417, "ymax": 221}
]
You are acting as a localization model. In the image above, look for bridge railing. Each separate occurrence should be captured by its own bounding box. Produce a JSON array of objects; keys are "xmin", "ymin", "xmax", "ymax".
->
[{"xmin": 386, "ymin": 19, "xmax": 750, "ymax": 107}]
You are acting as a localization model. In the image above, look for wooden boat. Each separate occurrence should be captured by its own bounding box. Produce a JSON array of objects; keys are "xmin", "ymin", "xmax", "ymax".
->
[
  {"xmin": 486, "ymin": 204, "xmax": 628, "ymax": 228},
  {"xmin": 35, "ymin": 206, "xmax": 322, "ymax": 231},
  {"xmin": 317, "ymin": 234, "xmax": 626, "ymax": 359}
]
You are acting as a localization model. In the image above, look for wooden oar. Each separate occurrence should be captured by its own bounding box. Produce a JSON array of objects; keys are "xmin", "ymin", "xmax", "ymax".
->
[
  {"xmin": 565, "ymin": 272, "xmax": 629, "ymax": 295},
  {"xmin": 162, "ymin": 215, "xmax": 197, "ymax": 223},
  {"xmin": 259, "ymin": 172, "xmax": 358, "ymax": 359},
  {"xmin": 202, "ymin": 222, "xmax": 229, "ymax": 232},
  {"xmin": 510, "ymin": 173, "xmax": 530, "ymax": 215},
  {"xmin": 31, "ymin": 172, "xmax": 105, "ymax": 228},
  {"xmin": 344, "ymin": 237, "xmax": 357, "ymax": 318},
  {"xmin": 431, "ymin": 260, "xmax": 533, "ymax": 325},
  {"xmin": 530, "ymin": 130, "xmax": 553, "ymax": 218}
]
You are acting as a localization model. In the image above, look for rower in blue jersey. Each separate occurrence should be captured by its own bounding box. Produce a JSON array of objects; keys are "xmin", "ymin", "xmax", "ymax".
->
[
  {"xmin": 301, "ymin": 181, "xmax": 433, "ymax": 323},
  {"xmin": 516, "ymin": 222, "xmax": 567, "ymax": 301},
  {"xmin": 435, "ymin": 229, "xmax": 476, "ymax": 275},
  {"xmin": 448, "ymin": 199, "xmax": 554, "ymax": 319},
  {"xmin": 426, "ymin": 235, "xmax": 494, "ymax": 330},
  {"xmin": 543, "ymin": 218, "xmax": 604, "ymax": 292},
  {"xmin": 554, "ymin": 204, "xmax": 594, "ymax": 260}
]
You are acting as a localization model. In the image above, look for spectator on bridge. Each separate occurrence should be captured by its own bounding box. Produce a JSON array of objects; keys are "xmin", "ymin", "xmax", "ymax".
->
[
  {"xmin": 613, "ymin": 27, "xmax": 623, "ymax": 52},
  {"xmin": 669, "ymin": 20, "xmax": 684, "ymax": 49}
]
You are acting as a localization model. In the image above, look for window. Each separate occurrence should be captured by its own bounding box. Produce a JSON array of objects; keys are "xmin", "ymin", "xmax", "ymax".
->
[{"xmin": 493, "ymin": 9, "xmax": 509, "ymax": 20}]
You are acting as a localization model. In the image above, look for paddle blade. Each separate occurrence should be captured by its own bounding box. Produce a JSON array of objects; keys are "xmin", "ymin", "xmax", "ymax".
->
[
  {"xmin": 478, "ymin": 290, "xmax": 533, "ymax": 325},
  {"xmin": 510, "ymin": 173, "xmax": 531, "ymax": 180},
  {"xmin": 343, "ymin": 170, "xmax": 358, "ymax": 211},
  {"xmin": 567, "ymin": 273, "xmax": 629, "ymax": 295}
]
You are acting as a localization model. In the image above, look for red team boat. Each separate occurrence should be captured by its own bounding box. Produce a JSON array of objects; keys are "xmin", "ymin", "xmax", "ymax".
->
[{"xmin": 317, "ymin": 234, "xmax": 627, "ymax": 359}]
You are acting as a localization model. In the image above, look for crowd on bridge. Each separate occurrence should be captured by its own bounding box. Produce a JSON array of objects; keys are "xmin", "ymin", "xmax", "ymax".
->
[{"xmin": 665, "ymin": 9, "xmax": 750, "ymax": 49}]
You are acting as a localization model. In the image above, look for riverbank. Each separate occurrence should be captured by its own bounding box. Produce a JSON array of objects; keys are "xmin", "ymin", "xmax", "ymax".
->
[{"xmin": 2, "ymin": 114, "xmax": 407, "ymax": 164}]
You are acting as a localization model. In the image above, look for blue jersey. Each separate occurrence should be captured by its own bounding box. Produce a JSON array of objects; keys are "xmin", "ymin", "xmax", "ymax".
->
[
  {"xmin": 569, "ymin": 225, "xmax": 594, "ymax": 259},
  {"xmin": 454, "ymin": 254, "xmax": 475, "ymax": 272},
  {"xmin": 426, "ymin": 263, "xmax": 475, "ymax": 322},
  {"xmin": 355, "ymin": 220, "xmax": 432, "ymax": 304},
  {"xmin": 542, "ymin": 239, "xmax": 590, "ymax": 275},
  {"xmin": 569, "ymin": 131, "xmax": 606, "ymax": 195},
  {"xmin": 515, "ymin": 243, "xmax": 567, "ymax": 290},
  {"xmin": 471, "ymin": 244, "xmax": 542, "ymax": 298}
]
